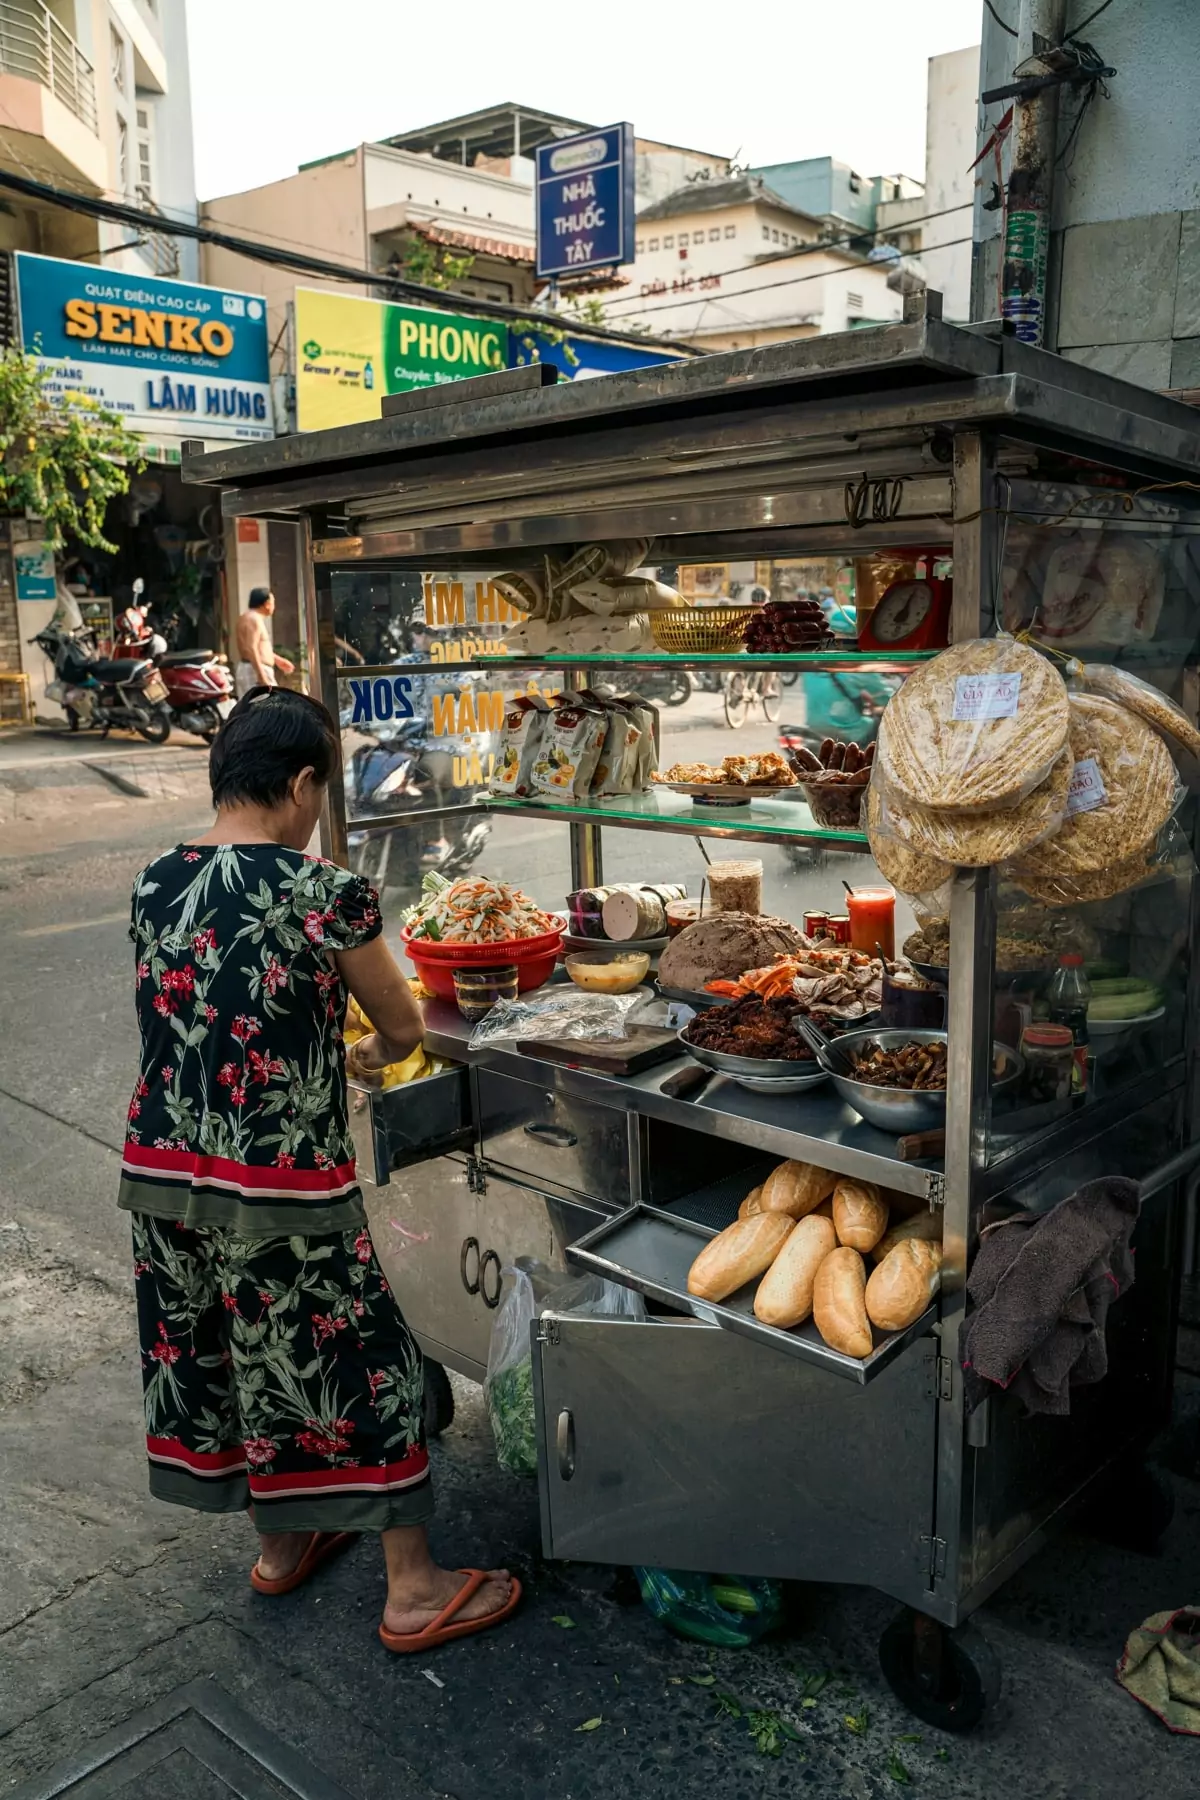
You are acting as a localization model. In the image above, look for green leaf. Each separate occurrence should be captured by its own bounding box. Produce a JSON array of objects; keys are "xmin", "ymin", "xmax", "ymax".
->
[
  {"xmin": 887, "ymin": 1749, "xmax": 912, "ymax": 1784},
  {"xmin": 934, "ymin": 1748, "xmax": 950, "ymax": 1762},
  {"xmin": 688, "ymin": 1674, "xmax": 716, "ymax": 1687},
  {"xmin": 896, "ymin": 1733, "xmax": 923, "ymax": 1743},
  {"xmin": 552, "ymin": 1615, "xmax": 576, "ymax": 1629},
  {"xmin": 844, "ymin": 1707, "xmax": 870, "ymax": 1735},
  {"xmin": 575, "ymin": 1717, "xmax": 603, "ymax": 1733},
  {"xmin": 801, "ymin": 1697, "xmax": 819, "ymax": 1708}
]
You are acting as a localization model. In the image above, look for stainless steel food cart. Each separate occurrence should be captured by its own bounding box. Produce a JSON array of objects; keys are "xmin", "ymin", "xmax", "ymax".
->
[{"xmin": 183, "ymin": 295, "xmax": 1200, "ymax": 1729}]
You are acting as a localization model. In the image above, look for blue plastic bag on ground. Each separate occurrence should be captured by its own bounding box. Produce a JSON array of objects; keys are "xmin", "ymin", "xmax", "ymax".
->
[{"xmin": 635, "ymin": 1567, "xmax": 784, "ymax": 1647}]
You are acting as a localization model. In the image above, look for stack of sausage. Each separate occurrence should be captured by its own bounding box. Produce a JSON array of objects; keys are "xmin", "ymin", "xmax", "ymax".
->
[
  {"xmin": 686, "ymin": 1159, "xmax": 942, "ymax": 1359},
  {"xmin": 743, "ymin": 599, "xmax": 834, "ymax": 653}
]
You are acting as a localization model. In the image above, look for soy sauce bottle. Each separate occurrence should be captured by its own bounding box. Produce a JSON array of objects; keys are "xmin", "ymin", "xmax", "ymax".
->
[{"xmin": 1048, "ymin": 952, "xmax": 1090, "ymax": 1104}]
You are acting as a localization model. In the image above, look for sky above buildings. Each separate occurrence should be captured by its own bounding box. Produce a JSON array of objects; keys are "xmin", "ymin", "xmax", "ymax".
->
[{"xmin": 186, "ymin": 0, "xmax": 982, "ymax": 201}]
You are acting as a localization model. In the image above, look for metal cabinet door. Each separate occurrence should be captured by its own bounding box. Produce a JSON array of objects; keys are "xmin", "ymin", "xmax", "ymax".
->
[
  {"xmin": 534, "ymin": 1314, "xmax": 937, "ymax": 1606},
  {"xmin": 475, "ymin": 1069, "xmax": 633, "ymax": 1205},
  {"xmin": 365, "ymin": 1158, "xmax": 603, "ymax": 1381}
]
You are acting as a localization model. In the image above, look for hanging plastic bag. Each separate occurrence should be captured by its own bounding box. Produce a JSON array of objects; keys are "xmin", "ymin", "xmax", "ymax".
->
[
  {"xmin": 635, "ymin": 1567, "xmax": 784, "ymax": 1648},
  {"xmin": 484, "ymin": 1257, "xmax": 644, "ymax": 1476},
  {"xmin": 1070, "ymin": 662, "xmax": 1200, "ymax": 760}
]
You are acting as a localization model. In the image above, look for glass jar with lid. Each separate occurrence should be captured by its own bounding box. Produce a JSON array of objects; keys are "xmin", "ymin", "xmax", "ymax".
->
[{"xmin": 1020, "ymin": 1023, "xmax": 1075, "ymax": 1109}]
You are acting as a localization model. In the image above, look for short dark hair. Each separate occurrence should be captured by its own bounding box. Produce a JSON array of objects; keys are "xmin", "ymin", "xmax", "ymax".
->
[
  {"xmin": 248, "ymin": 586, "xmax": 273, "ymax": 609},
  {"xmin": 209, "ymin": 688, "xmax": 338, "ymax": 809}
]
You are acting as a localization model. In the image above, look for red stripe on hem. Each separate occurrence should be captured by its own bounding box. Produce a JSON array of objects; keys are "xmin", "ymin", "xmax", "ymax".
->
[
  {"xmin": 250, "ymin": 1452, "xmax": 429, "ymax": 1494},
  {"xmin": 147, "ymin": 1435, "xmax": 247, "ymax": 1474},
  {"xmin": 123, "ymin": 1142, "xmax": 357, "ymax": 1195}
]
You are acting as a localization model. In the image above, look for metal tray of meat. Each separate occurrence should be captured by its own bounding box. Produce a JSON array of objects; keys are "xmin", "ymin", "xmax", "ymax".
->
[
  {"xmin": 675, "ymin": 1028, "xmax": 821, "ymax": 1081},
  {"xmin": 565, "ymin": 1174, "xmax": 937, "ymax": 1386}
]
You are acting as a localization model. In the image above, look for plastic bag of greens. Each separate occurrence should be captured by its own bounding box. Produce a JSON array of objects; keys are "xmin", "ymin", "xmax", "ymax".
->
[
  {"xmin": 484, "ymin": 1256, "xmax": 643, "ymax": 1476},
  {"xmin": 635, "ymin": 1567, "xmax": 784, "ymax": 1648}
]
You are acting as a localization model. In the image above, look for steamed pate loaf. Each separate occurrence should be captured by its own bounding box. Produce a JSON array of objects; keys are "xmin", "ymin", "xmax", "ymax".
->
[
  {"xmin": 812, "ymin": 1246, "xmax": 873, "ymax": 1359},
  {"xmin": 759, "ymin": 1159, "xmax": 838, "ymax": 1218},
  {"xmin": 687, "ymin": 1212, "xmax": 794, "ymax": 1302},
  {"xmin": 658, "ymin": 911, "xmax": 805, "ymax": 992},
  {"xmin": 753, "ymin": 1214, "xmax": 838, "ymax": 1329},
  {"xmin": 871, "ymin": 1209, "xmax": 944, "ymax": 1263},
  {"xmin": 865, "ymin": 1239, "xmax": 943, "ymax": 1332},
  {"xmin": 831, "ymin": 1178, "xmax": 889, "ymax": 1252}
]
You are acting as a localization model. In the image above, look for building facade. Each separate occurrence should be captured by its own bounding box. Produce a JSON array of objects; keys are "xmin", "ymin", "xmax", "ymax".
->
[{"xmin": 876, "ymin": 44, "xmax": 980, "ymax": 323}]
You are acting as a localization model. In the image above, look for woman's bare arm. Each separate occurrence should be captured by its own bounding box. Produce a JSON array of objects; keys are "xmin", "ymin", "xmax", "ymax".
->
[{"xmin": 332, "ymin": 936, "xmax": 423, "ymax": 1069}]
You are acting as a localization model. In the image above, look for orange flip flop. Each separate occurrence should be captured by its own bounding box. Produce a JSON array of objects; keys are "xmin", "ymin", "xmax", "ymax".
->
[
  {"xmin": 378, "ymin": 1568, "xmax": 523, "ymax": 1654},
  {"xmin": 250, "ymin": 1530, "xmax": 358, "ymax": 1596}
]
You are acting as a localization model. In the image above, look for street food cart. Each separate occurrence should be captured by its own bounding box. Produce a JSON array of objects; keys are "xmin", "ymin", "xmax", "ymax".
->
[{"xmin": 183, "ymin": 296, "xmax": 1200, "ymax": 1729}]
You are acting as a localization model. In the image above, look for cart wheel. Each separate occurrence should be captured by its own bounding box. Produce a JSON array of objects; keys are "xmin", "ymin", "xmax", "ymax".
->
[
  {"xmin": 422, "ymin": 1359, "xmax": 456, "ymax": 1440},
  {"xmin": 878, "ymin": 1609, "xmax": 1001, "ymax": 1733},
  {"xmin": 1080, "ymin": 1460, "xmax": 1175, "ymax": 1553}
]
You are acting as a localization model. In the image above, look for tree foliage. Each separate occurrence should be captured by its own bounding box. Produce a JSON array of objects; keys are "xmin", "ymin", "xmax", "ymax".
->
[{"xmin": 0, "ymin": 344, "xmax": 144, "ymax": 551}]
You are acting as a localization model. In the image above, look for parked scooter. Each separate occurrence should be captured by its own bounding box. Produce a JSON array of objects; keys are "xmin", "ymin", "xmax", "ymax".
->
[
  {"xmin": 345, "ymin": 720, "xmax": 491, "ymax": 900},
  {"xmin": 32, "ymin": 592, "xmax": 174, "ymax": 743},
  {"xmin": 114, "ymin": 582, "xmax": 234, "ymax": 743}
]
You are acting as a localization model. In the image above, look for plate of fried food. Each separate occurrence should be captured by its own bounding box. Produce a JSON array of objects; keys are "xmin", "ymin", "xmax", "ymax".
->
[{"xmin": 652, "ymin": 752, "xmax": 798, "ymax": 805}]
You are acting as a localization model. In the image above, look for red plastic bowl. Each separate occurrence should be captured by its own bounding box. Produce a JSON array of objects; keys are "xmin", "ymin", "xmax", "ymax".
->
[{"xmin": 400, "ymin": 925, "xmax": 563, "ymax": 1000}]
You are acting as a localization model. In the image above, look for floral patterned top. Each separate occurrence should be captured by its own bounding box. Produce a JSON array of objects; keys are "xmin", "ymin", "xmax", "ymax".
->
[{"xmin": 120, "ymin": 844, "xmax": 382, "ymax": 1236}]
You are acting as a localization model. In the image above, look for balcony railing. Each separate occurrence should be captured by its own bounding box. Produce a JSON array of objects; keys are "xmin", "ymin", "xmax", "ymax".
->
[
  {"xmin": 0, "ymin": 0, "xmax": 99, "ymax": 135},
  {"xmin": 135, "ymin": 187, "xmax": 180, "ymax": 276}
]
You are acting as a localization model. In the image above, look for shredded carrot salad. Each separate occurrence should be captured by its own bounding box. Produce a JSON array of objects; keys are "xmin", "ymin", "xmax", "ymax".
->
[{"xmin": 406, "ymin": 874, "xmax": 558, "ymax": 944}]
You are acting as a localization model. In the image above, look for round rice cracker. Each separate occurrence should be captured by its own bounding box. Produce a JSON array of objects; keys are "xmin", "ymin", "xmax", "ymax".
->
[
  {"xmin": 876, "ymin": 748, "xmax": 1072, "ymax": 868},
  {"xmin": 1010, "ymin": 691, "xmax": 1177, "ymax": 880},
  {"xmin": 866, "ymin": 785, "xmax": 954, "ymax": 894},
  {"xmin": 879, "ymin": 639, "xmax": 1070, "ymax": 813}
]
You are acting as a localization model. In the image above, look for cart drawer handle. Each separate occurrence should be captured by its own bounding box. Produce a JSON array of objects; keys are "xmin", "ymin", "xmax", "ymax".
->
[
  {"xmin": 479, "ymin": 1248, "xmax": 503, "ymax": 1309},
  {"xmin": 556, "ymin": 1408, "xmax": 576, "ymax": 1480},
  {"xmin": 460, "ymin": 1236, "xmax": 481, "ymax": 1295},
  {"xmin": 524, "ymin": 1123, "xmax": 579, "ymax": 1149}
]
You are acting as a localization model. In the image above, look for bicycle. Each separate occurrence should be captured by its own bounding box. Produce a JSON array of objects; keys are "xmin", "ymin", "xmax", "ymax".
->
[{"xmin": 723, "ymin": 668, "xmax": 783, "ymax": 729}]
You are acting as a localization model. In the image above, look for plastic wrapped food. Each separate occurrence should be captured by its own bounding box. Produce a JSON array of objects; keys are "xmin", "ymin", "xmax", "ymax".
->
[
  {"xmin": 484, "ymin": 1259, "xmax": 644, "ymax": 1477},
  {"xmin": 635, "ymin": 1567, "xmax": 783, "ymax": 1648},
  {"xmin": 1039, "ymin": 534, "xmax": 1166, "ymax": 648},
  {"xmin": 877, "ymin": 638, "xmax": 1070, "ymax": 813},
  {"xmin": 1008, "ymin": 816, "xmax": 1195, "ymax": 909},
  {"xmin": 490, "ymin": 695, "xmax": 553, "ymax": 797},
  {"xmin": 1008, "ymin": 692, "xmax": 1179, "ymax": 881},
  {"xmin": 1071, "ymin": 663, "xmax": 1200, "ymax": 759},
  {"xmin": 467, "ymin": 987, "xmax": 655, "ymax": 1047},
  {"xmin": 873, "ymin": 748, "xmax": 1072, "ymax": 868},
  {"xmin": 866, "ymin": 783, "xmax": 955, "ymax": 895}
]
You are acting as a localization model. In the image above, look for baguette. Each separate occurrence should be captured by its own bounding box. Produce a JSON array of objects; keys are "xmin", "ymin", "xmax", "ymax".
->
[
  {"xmin": 871, "ymin": 1209, "xmax": 944, "ymax": 1263},
  {"xmin": 687, "ymin": 1213, "xmax": 795, "ymax": 1302},
  {"xmin": 737, "ymin": 1184, "xmax": 764, "ymax": 1220},
  {"xmin": 865, "ymin": 1239, "xmax": 943, "ymax": 1332},
  {"xmin": 754, "ymin": 1214, "xmax": 838, "ymax": 1328},
  {"xmin": 812, "ymin": 1246, "xmax": 873, "ymax": 1358},
  {"xmin": 759, "ymin": 1159, "xmax": 837, "ymax": 1219},
  {"xmin": 831, "ymin": 1178, "xmax": 889, "ymax": 1253},
  {"xmin": 814, "ymin": 1196, "xmax": 834, "ymax": 1219}
]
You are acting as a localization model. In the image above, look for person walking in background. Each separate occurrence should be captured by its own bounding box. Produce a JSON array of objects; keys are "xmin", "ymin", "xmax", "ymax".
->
[
  {"xmin": 234, "ymin": 587, "xmax": 296, "ymax": 698},
  {"xmin": 120, "ymin": 687, "xmax": 520, "ymax": 1651}
]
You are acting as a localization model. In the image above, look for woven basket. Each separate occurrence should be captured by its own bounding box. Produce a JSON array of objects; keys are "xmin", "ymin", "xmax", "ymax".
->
[{"xmin": 650, "ymin": 606, "xmax": 754, "ymax": 654}]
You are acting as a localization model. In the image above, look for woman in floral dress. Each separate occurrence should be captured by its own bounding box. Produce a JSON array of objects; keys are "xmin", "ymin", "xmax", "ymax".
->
[{"xmin": 122, "ymin": 687, "xmax": 518, "ymax": 1650}]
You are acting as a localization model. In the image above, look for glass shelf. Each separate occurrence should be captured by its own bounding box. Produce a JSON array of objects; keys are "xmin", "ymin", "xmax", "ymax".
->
[
  {"xmin": 484, "ymin": 789, "xmax": 871, "ymax": 848},
  {"xmin": 338, "ymin": 650, "xmax": 936, "ymax": 679}
]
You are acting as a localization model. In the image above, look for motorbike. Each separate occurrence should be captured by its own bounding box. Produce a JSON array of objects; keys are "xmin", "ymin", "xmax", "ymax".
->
[
  {"xmin": 345, "ymin": 720, "xmax": 491, "ymax": 900},
  {"xmin": 633, "ymin": 665, "xmax": 692, "ymax": 707},
  {"xmin": 115, "ymin": 587, "xmax": 233, "ymax": 743},
  {"xmin": 32, "ymin": 596, "xmax": 173, "ymax": 743}
]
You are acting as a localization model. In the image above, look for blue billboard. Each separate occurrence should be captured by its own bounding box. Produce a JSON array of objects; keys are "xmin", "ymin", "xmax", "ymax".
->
[
  {"xmin": 13, "ymin": 252, "xmax": 274, "ymax": 440},
  {"xmin": 535, "ymin": 123, "xmax": 635, "ymax": 279},
  {"xmin": 518, "ymin": 331, "xmax": 678, "ymax": 381}
]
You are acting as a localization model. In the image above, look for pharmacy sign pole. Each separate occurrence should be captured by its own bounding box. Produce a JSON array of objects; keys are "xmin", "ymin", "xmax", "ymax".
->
[{"xmin": 535, "ymin": 123, "xmax": 635, "ymax": 279}]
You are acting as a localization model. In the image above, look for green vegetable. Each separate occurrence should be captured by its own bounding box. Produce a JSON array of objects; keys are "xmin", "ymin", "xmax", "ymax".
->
[
  {"xmin": 552, "ymin": 1615, "xmax": 576, "ymax": 1629},
  {"xmin": 709, "ymin": 1582, "xmax": 762, "ymax": 1614},
  {"xmin": 576, "ymin": 1717, "xmax": 603, "ymax": 1733},
  {"xmin": 486, "ymin": 1358, "xmax": 537, "ymax": 1476},
  {"xmin": 1086, "ymin": 976, "xmax": 1145, "ymax": 995},
  {"xmin": 887, "ymin": 1748, "xmax": 912, "ymax": 1783}
]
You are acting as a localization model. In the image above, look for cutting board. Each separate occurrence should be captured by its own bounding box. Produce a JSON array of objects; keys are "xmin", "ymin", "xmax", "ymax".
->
[{"xmin": 518, "ymin": 1026, "xmax": 681, "ymax": 1075}]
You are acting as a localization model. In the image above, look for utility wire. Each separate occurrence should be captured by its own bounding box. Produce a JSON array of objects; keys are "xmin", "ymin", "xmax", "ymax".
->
[
  {"xmin": 1070, "ymin": 0, "xmax": 1115, "ymax": 36},
  {"xmin": 983, "ymin": 0, "xmax": 1018, "ymax": 36}
]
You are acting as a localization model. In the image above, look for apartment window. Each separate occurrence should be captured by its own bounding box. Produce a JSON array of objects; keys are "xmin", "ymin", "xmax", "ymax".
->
[
  {"xmin": 849, "ymin": 171, "xmax": 862, "ymax": 193},
  {"xmin": 136, "ymin": 105, "xmax": 155, "ymax": 197},
  {"xmin": 762, "ymin": 226, "xmax": 769, "ymax": 240},
  {"xmin": 847, "ymin": 291, "xmax": 863, "ymax": 311},
  {"xmin": 678, "ymin": 232, "xmax": 688, "ymax": 246},
  {"xmin": 111, "ymin": 26, "xmax": 126, "ymax": 94},
  {"xmin": 648, "ymin": 237, "xmax": 659, "ymax": 251},
  {"xmin": 117, "ymin": 116, "xmax": 130, "ymax": 192},
  {"xmin": 724, "ymin": 224, "xmax": 736, "ymax": 238},
  {"xmin": 636, "ymin": 239, "xmax": 644, "ymax": 253},
  {"xmin": 663, "ymin": 235, "xmax": 674, "ymax": 248},
  {"xmin": 771, "ymin": 229, "xmax": 779, "ymax": 242},
  {"xmin": 708, "ymin": 227, "xmax": 720, "ymax": 242}
]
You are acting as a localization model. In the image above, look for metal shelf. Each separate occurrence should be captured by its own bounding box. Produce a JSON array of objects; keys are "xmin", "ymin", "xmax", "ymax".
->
[
  {"xmin": 483, "ymin": 790, "xmax": 870, "ymax": 848},
  {"xmin": 337, "ymin": 650, "xmax": 935, "ymax": 680}
]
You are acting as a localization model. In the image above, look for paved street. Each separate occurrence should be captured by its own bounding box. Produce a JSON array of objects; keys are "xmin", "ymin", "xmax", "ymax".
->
[{"xmin": 1, "ymin": 725, "xmax": 1199, "ymax": 1800}]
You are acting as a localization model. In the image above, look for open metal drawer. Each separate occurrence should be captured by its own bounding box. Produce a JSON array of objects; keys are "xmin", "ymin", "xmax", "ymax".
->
[
  {"xmin": 532, "ymin": 1311, "xmax": 936, "ymax": 1601},
  {"xmin": 349, "ymin": 1066, "xmax": 472, "ymax": 1185}
]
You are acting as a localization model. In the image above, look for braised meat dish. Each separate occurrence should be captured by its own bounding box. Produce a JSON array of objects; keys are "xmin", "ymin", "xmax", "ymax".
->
[{"xmin": 683, "ymin": 995, "xmax": 816, "ymax": 1063}]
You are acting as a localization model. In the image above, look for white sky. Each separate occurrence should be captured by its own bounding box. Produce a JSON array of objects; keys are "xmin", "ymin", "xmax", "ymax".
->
[{"xmin": 185, "ymin": 0, "xmax": 983, "ymax": 202}]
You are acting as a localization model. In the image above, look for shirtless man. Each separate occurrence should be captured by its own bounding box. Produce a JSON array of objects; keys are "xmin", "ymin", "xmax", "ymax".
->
[{"xmin": 234, "ymin": 588, "xmax": 296, "ymax": 698}]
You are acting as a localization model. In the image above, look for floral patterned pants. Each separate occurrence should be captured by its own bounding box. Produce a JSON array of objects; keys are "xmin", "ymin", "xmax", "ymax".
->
[{"xmin": 131, "ymin": 1214, "xmax": 433, "ymax": 1532}]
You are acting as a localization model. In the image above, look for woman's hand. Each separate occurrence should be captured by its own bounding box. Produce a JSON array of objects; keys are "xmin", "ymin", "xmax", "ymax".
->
[
  {"xmin": 335, "ymin": 937, "xmax": 423, "ymax": 1067},
  {"xmin": 345, "ymin": 1032, "xmax": 388, "ymax": 1086}
]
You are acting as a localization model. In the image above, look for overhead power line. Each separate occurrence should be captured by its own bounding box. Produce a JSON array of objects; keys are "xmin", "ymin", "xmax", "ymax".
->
[{"xmin": 0, "ymin": 166, "xmax": 701, "ymax": 355}]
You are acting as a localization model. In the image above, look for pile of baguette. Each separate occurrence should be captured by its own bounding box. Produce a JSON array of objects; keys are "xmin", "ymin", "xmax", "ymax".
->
[{"xmin": 686, "ymin": 1159, "xmax": 942, "ymax": 1359}]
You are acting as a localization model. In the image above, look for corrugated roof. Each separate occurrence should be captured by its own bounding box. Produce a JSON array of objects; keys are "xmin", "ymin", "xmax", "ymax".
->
[{"xmin": 637, "ymin": 174, "xmax": 820, "ymax": 225}]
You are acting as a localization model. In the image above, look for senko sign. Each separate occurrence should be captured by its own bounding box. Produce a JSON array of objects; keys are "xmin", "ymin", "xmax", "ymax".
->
[
  {"xmin": 535, "ymin": 123, "xmax": 635, "ymax": 279},
  {"xmin": 13, "ymin": 253, "xmax": 273, "ymax": 441}
]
